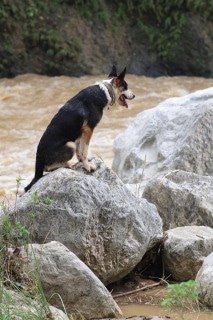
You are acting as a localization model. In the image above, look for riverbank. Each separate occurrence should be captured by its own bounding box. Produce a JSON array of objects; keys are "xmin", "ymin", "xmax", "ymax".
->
[
  {"xmin": 1, "ymin": 1, "xmax": 213, "ymax": 78},
  {"xmin": 110, "ymin": 271, "xmax": 213, "ymax": 319}
]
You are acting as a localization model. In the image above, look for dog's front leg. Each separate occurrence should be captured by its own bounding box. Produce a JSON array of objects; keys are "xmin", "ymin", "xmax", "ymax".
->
[{"xmin": 76, "ymin": 125, "xmax": 96, "ymax": 172}]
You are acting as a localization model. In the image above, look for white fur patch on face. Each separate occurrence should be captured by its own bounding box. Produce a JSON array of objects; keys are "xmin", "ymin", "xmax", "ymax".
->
[
  {"xmin": 123, "ymin": 89, "xmax": 135, "ymax": 100},
  {"xmin": 118, "ymin": 88, "xmax": 135, "ymax": 108}
]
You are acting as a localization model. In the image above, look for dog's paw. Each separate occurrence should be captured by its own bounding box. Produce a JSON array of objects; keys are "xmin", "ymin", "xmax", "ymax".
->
[{"xmin": 83, "ymin": 161, "xmax": 96, "ymax": 172}]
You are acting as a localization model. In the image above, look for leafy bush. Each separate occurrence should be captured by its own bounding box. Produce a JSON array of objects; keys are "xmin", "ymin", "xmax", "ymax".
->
[
  {"xmin": 161, "ymin": 280, "xmax": 200, "ymax": 319},
  {"xmin": 1, "ymin": 0, "xmax": 213, "ymax": 69}
]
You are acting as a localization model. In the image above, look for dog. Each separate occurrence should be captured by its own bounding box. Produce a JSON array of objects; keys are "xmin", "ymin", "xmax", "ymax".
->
[{"xmin": 25, "ymin": 65, "xmax": 135, "ymax": 192}]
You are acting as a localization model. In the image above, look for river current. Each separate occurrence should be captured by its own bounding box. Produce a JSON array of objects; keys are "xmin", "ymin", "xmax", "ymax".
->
[{"xmin": 1, "ymin": 73, "xmax": 213, "ymax": 199}]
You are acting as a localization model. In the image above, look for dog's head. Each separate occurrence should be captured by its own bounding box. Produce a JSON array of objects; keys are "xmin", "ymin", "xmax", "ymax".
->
[{"xmin": 108, "ymin": 65, "xmax": 135, "ymax": 108}]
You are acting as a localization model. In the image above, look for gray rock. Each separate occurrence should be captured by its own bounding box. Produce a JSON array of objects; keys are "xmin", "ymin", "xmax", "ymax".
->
[
  {"xmin": 112, "ymin": 87, "xmax": 213, "ymax": 195},
  {"xmin": 196, "ymin": 252, "xmax": 213, "ymax": 308},
  {"xmin": 163, "ymin": 226, "xmax": 213, "ymax": 281},
  {"xmin": 1, "ymin": 287, "xmax": 69, "ymax": 320},
  {"xmin": 143, "ymin": 170, "xmax": 213, "ymax": 230},
  {"xmin": 22, "ymin": 241, "xmax": 122, "ymax": 319},
  {"xmin": 6, "ymin": 158, "xmax": 163, "ymax": 285}
]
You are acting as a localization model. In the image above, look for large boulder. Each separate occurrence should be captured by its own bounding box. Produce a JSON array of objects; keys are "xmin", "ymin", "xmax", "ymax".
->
[
  {"xmin": 196, "ymin": 252, "xmax": 213, "ymax": 308},
  {"xmin": 112, "ymin": 87, "xmax": 213, "ymax": 194},
  {"xmin": 163, "ymin": 226, "xmax": 213, "ymax": 282},
  {"xmin": 143, "ymin": 170, "xmax": 213, "ymax": 230},
  {"xmin": 6, "ymin": 158, "xmax": 163, "ymax": 285},
  {"xmin": 1, "ymin": 287, "xmax": 69, "ymax": 320},
  {"xmin": 22, "ymin": 241, "xmax": 122, "ymax": 319}
]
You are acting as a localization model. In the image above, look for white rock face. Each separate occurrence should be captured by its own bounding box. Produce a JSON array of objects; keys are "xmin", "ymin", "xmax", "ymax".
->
[
  {"xmin": 143, "ymin": 170, "xmax": 213, "ymax": 230},
  {"xmin": 196, "ymin": 252, "xmax": 213, "ymax": 307},
  {"xmin": 22, "ymin": 241, "xmax": 122, "ymax": 319},
  {"xmin": 112, "ymin": 87, "xmax": 213, "ymax": 193},
  {"xmin": 163, "ymin": 226, "xmax": 213, "ymax": 281},
  {"xmin": 6, "ymin": 158, "xmax": 163, "ymax": 285}
]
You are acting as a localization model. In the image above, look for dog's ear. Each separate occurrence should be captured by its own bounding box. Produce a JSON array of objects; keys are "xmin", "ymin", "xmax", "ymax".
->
[
  {"xmin": 108, "ymin": 65, "xmax": 117, "ymax": 78},
  {"xmin": 118, "ymin": 67, "xmax": 126, "ymax": 80}
]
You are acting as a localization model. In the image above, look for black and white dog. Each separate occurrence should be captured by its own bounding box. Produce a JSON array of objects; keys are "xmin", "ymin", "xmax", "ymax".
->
[{"xmin": 25, "ymin": 65, "xmax": 135, "ymax": 192}]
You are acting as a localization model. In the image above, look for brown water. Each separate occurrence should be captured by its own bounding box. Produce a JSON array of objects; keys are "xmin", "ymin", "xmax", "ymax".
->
[
  {"xmin": 1, "ymin": 73, "xmax": 213, "ymax": 199},
  {"xmin": 1, "ymin": 74, "xmax": 213, "ymax": 317},
  {"xmin": 117, "ymin": 285, "xmax": 213, "ymax": 319},
  {"xmin": 121, "ymin": 303, "xmax": 213, "ymax": 319}
]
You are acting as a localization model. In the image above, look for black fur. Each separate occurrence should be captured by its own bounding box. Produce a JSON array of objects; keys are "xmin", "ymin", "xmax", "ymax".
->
[
  {"xmin": 25, "ymin": 86, "xmax": 108, "ymax": 192},
  {"xmin": 25, "ymin": 65, "xmax": 134, "ymax": 192}
]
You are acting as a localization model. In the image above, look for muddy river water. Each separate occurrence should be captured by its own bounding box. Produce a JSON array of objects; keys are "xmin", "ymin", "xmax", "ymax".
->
[
  {"xmin": 1, "ymin": 74, "xmax": 213, "ymax": 318},
  {"xmin": 121, "ymin": 303, "xmax": 213, "ymax": 319}
]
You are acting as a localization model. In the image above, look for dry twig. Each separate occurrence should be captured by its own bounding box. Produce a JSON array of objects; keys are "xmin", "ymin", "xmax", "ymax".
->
[{"xmin": 112, "ymin": 282, "xmax": 161, "ymax": 298}]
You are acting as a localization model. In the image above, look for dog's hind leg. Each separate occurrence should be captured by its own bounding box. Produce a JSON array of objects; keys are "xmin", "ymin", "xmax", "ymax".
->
[
  {"xmin": 76, "ymin": 125, "xmax": 96, "ymax": 172},
  {"xmin": 45, "ymin": 141, "xmax": 76, "ymax": 172}
]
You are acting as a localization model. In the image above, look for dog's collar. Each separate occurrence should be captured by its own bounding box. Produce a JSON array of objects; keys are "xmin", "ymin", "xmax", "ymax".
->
[{"xmin": 103, "ymin": 82, "xmax": 116, "ymax": 106}]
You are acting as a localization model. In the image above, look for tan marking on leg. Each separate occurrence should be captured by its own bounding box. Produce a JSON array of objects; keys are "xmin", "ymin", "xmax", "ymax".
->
[
  {"xmin": 82, "ymin": 125, "xmax": 93, "ymax": 144},
  {"xmin": 76, "ymin": 125, "xmax": 96, "ymax": 172},
  {"xmin": 75, "ymin": 138, "xmax": 81, "ymax": 161}
]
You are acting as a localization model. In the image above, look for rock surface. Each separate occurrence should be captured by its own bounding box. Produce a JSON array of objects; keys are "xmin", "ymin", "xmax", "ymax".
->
[
  {"xmin": 163, "ymin": 226, "xmax": 213, "ymax": 281},
  {"xmin": 7, "ymin": 158, "xmax": 163, "ymax": 285},
  {"xmin": 1, "ymin": 287, "xmax": 69, "ymax": 320},
  {"xmin": 143, "ymin": 170, "xmax": 213, "ymax": 230},
  {"xmin": 196, "ymin": 252, "xmax": 213, "ymax": 308},
  {"xmin": 22, "ymin": 241, "xmax": 122, "ymax": 319},
  {"xmin": 112, "ymin": 87, "xmax": 213, "ymax": 195}
]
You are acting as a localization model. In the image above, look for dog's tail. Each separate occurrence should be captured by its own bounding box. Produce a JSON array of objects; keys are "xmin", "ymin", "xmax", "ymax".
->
[{"xmin": 24, "ymin": 159, "xmax": 44, "ymax": 192}]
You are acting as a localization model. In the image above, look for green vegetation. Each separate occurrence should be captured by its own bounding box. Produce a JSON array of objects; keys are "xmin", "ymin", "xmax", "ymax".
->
[
  {"xmin": 1, "ymin": 0, "xmax": 213, "ymax": 75},
  {"xmin": 0, "ymin": 0, "xmax": 82, "ymax": 74},
  {"xmin": 161, "ymin": 280, "xmax": 200, "ymax": 319},
  {"xmin": 0, "ymin": 186, "xmax": 56, "ymax": 319}
]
